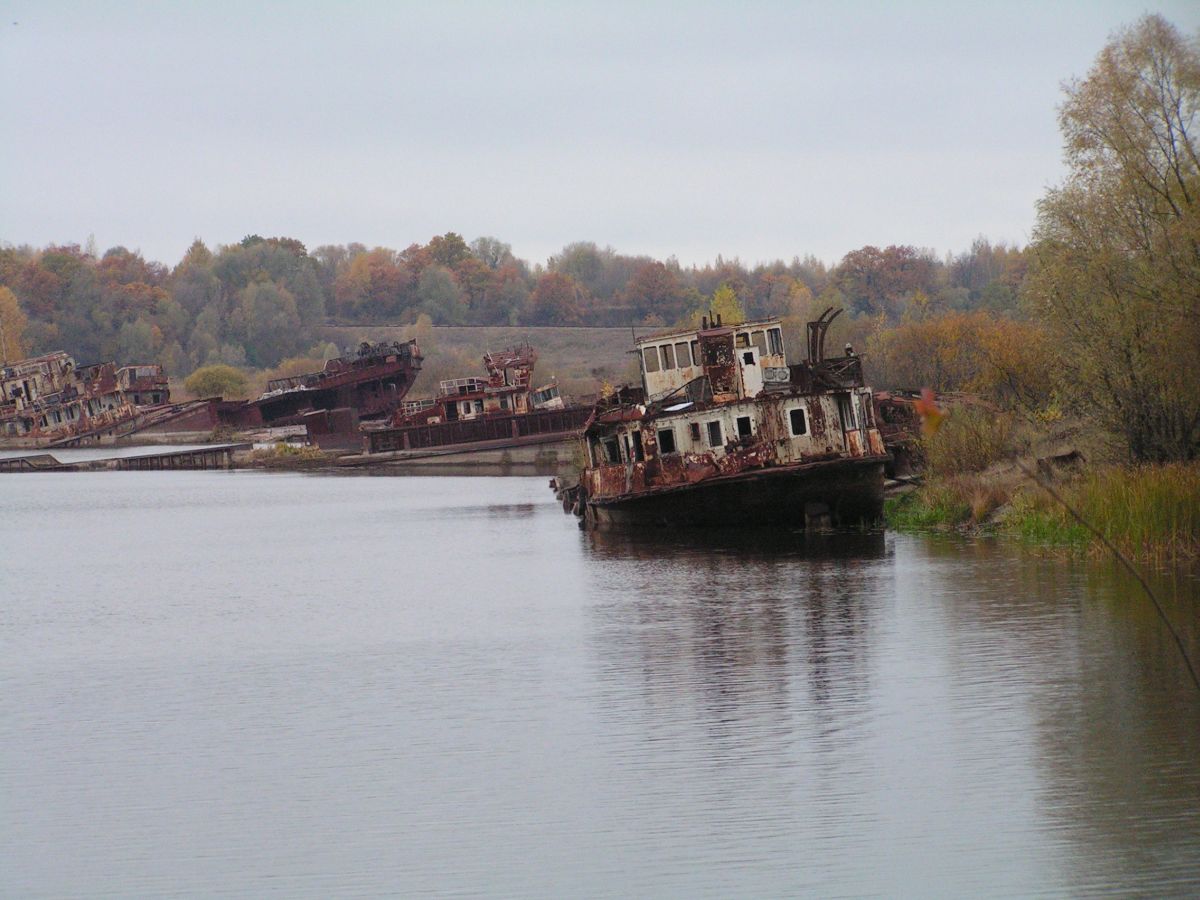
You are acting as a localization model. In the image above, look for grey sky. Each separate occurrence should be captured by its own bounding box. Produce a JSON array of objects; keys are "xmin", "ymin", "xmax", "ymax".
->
[{"xmin": 3, "ymin": 1, "xmax": 1198, "ymax": 268}]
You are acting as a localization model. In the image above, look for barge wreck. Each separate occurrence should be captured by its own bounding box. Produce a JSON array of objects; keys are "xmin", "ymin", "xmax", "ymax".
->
[{"xmin": 565, "ymin": 310, "xmax": 889, "ymax": 529}]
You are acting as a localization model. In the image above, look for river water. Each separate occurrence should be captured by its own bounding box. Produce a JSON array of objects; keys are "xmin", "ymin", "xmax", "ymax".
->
[{"xmin": 2, "ymin": 472, "xmax": 1198, "ymax": 897}]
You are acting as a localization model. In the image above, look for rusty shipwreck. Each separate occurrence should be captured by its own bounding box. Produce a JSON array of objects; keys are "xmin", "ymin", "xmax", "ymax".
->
[
  {"xmin": 343, "ymin": 344, "xmax": 591, "ymax": 467},
  {"xmin": 564, "ymin": 309, "xmax": 889, "ymax": 528}
]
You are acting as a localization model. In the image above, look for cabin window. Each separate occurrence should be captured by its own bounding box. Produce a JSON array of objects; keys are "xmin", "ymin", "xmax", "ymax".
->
[
  {"xmin": 689, "ymin": 422, "xmax": 701, "ymax": 442},
  {"xmin": 736, "ymin": 415, "xmax": 752, "ymax": 438},
  {"xmin": 631, "ymin": 430, "xmax": 645, "ymax": 461},
  {"xmin": 500, "ymin": 396, "xmax": 509, "ymax": 410},
  {"xmin": 657, "ymin": 427, "xmax": 677, "ymax": 454},
  {"xmin": 735, "ymin": 332, "xmax": 750, "ymax": 348},
  {"xmin": 602, "ymin": 437, "xmax": 621, "ymax": 464},
  {"xmin": 474, "ymin": 400, "xmax": 483, "ymax": 414},
  {"xmin": 675, "ymin": 342, "xmax": 691, "ymax": 368},
  {"xmin": 752, "ymin": 330, "xmax": 768, "ymax": 355},
  {"xmin": 768, "ymin": 327, "xmax": 784, "ymax": 355},
  {"xmin": 707, "ymin": 420, "xmax": 723, "ymax": 447},
  {"xmin": 461, "ymin": 401, "xmax": 472, "ymax": 415},
  {"xmin": 742, "ymin": 350, "xmax": 755, "ymax": 365},
  {"xmin": 690, "ymin": 340, "xmax": 699, "ymax": 367},
  {"xmin": 660, "ymin": 343, "xmax": 676, "ymax": 370},
  {"xmin": 790, "ymin": 408, "xmax": 807, "ymax": 435},
  {"xmin": 643, "ymin": 346, "xmax": 660, "ymax": 373},
  {"xmin": 837, "ymin": 394, "xmax": 857, "ymax": 431}
]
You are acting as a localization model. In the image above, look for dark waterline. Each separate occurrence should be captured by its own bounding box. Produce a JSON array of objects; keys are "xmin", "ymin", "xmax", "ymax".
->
[{"xmin": 2, "ymin": 473, "xmax": 1198, "ymax": 897}]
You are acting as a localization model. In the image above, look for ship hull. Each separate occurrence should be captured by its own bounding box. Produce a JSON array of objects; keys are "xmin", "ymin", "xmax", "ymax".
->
[{"xmin": 584, "ymin": 456, "xmax": 886, "ymax": 529}]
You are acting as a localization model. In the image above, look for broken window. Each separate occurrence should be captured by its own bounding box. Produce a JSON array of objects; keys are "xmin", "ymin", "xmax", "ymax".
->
[
  {"xmin": 675, "ymin": 342, "xmax": 691, "ymax": 368},
  {"xmin": 690, "ymin": 340, "xmax": 699, "ymax": 367},
  {"xmin": 643, "ymin": 347, "xmax": 660, "ymax": 373},
  {"xmin": 837, "ymin": 394, "xmax": 857, "ymax": 431},
  {"xmin": 658, "ymin": 427, "xmax": 677, "ymax": 454},
  {"xmin": 660, "ymin": 343, "xmax": 676, "ymax": 370},
  {"xmin": 603, "ymin": 437, "xmax": 621, "ymax": 464},
  {"xmin": 631, "ymin": 431, "xmax": 645, "ymax": 461},
  {"xmin": 768, "ymin": 327, "xmax": 784, "ymax": 355},
  {"xmin": 736, "ymin": 415, "xmax": 752, "ymax": 438},
  {"xmin": 689, "ymin": 422, "xmax": 701, "ymax": 442},
  {"xmin": 752, "ymin": 330, "xmax": 768, "ymax": 355},
  {"xmin": 707, "ymin": 420, "xmax": 723, "ymax": 447},
  {"xmin": 790, "ymin": 407, "xmax": 807, "ymax": 435},
  {"xmin": 735, "ymin": 332, "xmax": 750, "ymax": 348}
]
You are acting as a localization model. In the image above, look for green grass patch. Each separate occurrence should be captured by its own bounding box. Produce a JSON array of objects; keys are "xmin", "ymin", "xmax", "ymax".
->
[{"xmin": 884, "ymin": 484, "xmax": 972, "ymax": 529}]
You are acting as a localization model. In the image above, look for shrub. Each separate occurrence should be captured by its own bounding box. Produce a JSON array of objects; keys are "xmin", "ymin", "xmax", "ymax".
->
[{"xmin": 184, "ymin": 364, "xmax": 248, "ymax": 399}]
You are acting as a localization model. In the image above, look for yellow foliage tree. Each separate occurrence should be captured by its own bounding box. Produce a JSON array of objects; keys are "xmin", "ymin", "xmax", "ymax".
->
[{"xmin": 0, "ymin": 286, "xmax": 29, "ymax": 362}]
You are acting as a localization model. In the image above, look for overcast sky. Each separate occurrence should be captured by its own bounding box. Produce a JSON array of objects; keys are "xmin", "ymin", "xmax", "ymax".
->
[{"xmin": 2, "ymin": 1, "xmax": 1198, "ymax": 269}]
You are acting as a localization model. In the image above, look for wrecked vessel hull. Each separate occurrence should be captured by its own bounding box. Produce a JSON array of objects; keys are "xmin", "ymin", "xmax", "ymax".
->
[
  {"xmin": 585, "ymin": 456, "xmax": 886, "ymax": 528},
  {"xmin": 567, "ymin": 310, "xmax": 889, "ymax": 531}
]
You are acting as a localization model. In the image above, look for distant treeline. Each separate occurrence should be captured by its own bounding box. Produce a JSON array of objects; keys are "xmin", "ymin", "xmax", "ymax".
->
[{"xmin": 0, "ymin": 233, "xmax": 1027, "ymax": 376}]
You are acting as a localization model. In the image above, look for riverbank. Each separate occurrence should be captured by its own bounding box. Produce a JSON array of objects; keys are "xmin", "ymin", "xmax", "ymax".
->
[{"xmin": 885, "ymin": 462, "xmax": 1200, "ymax": 562}]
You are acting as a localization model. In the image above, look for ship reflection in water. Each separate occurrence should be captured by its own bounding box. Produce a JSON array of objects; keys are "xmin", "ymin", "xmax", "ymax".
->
[
  {"xmin": 578, "ymin": 526, "xmax": 1200, "ymax": 897},
  {"xmin": 1, "ymin": 476, "xmax": 1197, "ymax": 897}
]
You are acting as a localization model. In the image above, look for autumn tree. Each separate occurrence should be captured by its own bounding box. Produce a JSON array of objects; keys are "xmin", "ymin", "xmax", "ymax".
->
[
  {"xmin": 426, "ymin": 232, "xmax": 471, "ymax": 268},
  {"xmin": 0, "ymin": 286, "xmax": 29, "ymax": 361},
  {"xmin": 1026, "ymin": 14, "xmax": 1200, "ymax": 460},
  {"xmin": 867, "ymin": 311, "xmax": 1052, "ymax": 409},
  {"xmin": 622, "ymin": 261, "xmax": 688, "ymax": 322},
  {"xmin": 530, "ymin": 272, "xmax": 583, "ymax": 325},
  {"xmin": 834, "ymin": 245, "xmax": 940, "ymax": 318}
]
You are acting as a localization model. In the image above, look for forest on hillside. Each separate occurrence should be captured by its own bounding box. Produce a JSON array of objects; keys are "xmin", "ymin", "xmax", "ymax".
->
[{"xmin": 0, "ymin": 231, "xmax": 1027, "ymax": 375}]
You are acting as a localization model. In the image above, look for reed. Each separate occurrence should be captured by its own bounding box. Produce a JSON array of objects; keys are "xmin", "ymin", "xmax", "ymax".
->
[{"xmin": 1002, "ymin": 463, "xmax": 1200, "ymax": 560}]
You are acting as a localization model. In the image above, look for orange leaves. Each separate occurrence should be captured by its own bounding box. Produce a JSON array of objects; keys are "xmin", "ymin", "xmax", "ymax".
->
[{"xmin": 913, "ymin": 387, "xmax": 947, "ymax": 438}]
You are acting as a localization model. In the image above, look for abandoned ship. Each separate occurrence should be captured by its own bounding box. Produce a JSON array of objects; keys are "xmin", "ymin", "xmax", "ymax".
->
[
  {"xmin": 561, "ymin": 309, "xmax": 890, "ymax": 528},
  {"xmin": 337, "ymin": 344, "xmax": 591, "ymax": 466},
  {"xmin": 1, "ymin": 351, "xmax": 179, "ymax": 446},
  {"xmin": 229, "ymin": 339, "xmax": 423, "ymax": 432}
]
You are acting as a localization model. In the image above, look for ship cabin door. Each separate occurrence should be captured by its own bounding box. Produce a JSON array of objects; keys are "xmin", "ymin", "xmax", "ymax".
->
[
  {"xmin": 836, "ymin": 392, "xmax": 864, "ymax": 455},
  {"xmin": 737, "ymin": 346, "xmax": 763, "ymax": 397},
  {"xmin": 445, "ymin": 401, "xmax": 458, "ymax": 421}
]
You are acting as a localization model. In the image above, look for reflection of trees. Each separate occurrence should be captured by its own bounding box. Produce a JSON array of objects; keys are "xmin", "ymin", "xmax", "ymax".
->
[{"xmin": 922, "ymin": 539, "xmax": 1200, "ymax": 891}]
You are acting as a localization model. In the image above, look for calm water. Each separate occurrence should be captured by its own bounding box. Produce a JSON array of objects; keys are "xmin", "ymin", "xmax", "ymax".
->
[{"xmin": 2, "ymin": 473, "xmax": 1198, "ymax": 898}]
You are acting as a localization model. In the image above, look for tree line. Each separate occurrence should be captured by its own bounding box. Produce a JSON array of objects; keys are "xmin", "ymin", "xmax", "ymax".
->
[{"xmin": 0, "ymin": 231, "xmax": 1027, "ymax": 374}]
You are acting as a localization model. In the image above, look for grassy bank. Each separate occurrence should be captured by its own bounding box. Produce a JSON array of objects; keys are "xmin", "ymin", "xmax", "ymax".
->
[{"xmin": 886, "ymin": 463, "xmax": 1200, "ymax": 562}]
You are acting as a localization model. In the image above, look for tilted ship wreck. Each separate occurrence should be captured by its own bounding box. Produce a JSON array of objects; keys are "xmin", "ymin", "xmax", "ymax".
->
[
  {"xmin": 1, "ymin": 352, "xmax": 178, "ymax": 446},
  {"xmin": 562, "ymin": 309, "xmax": 889, "ymax": 528},
  {"xmin": 243, "ymin": 339, "xmax": 423, "ymax": 427}
]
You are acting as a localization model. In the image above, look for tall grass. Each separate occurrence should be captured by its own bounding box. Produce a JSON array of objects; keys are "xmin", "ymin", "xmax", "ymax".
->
[{"xmin": 1001, "ymin": 463, "xmax": 1200, "ymax": 560}]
